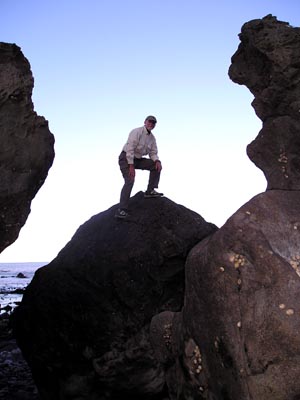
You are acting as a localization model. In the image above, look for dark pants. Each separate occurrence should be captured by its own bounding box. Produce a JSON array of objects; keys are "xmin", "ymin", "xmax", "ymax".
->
[{"xmin": 118, "ymin": 151, "xmax": 161, "ymax": 210}]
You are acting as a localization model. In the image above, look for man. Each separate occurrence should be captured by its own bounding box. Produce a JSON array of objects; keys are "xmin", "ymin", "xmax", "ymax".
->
[{"xmin": 115, "ymin": 115, "xmax": 163, "ymax": 219}]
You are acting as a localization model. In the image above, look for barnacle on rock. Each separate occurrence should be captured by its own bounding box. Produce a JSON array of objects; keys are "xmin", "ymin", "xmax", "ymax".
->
[
  {"xmin": 278, "ymin": 152, "xmax": 288, "ymax": 163},
  {"xmin": 188, "ymin": 344, "xmax": 203, "ymax": 376},
  {"xmin": 286, "ymin": 308, "xmax": 295, "ymax": 316},
  {"xmin": 214, "ymin": 337, "xmax": 220, "ymax": 350},
  {"xmin": 163, "ymin": 323, "xmax": 172, "ymax": 348},
  {"xmin": 231, "ymin": 254, "xmax": 246, "ymax": 269},
  {"xmin": 289, "ymin": 255, "xmax": 300, "ymax": 277},
  {"xmin": 229, "ymin": 254, "xmax": 235, "ymax": 263}
]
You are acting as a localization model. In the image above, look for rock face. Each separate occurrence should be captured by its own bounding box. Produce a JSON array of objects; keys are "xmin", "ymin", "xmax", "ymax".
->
[
  {"xmin": 148, "ymin": 15, "xmax": 300, "ymax": 400},
  {"xmin": 13, "ymin": 192, "xmax": 217, "ymax": 400},
  {"xmin": 229, "ymin": 15, "xmax": 300, "ymax": 190},
  {"xmin": 0, "ymin": 43, "xmax": 54, "ymax": 253},
  {"xmin": 155, "ymin": 191, "xmax": 300, "ymax": 399}
]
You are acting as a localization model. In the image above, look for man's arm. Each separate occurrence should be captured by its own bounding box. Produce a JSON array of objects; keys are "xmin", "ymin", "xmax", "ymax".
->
[
  {"xmin": 125, "ymin": 128, "xmax": 141, "ymax": 180},
  {"xmin": 125, "ymin": 128, "xmax": 140, "ymax": 164},
  {"xmin": 129, "ymin": 164, "xmax": 135, "ymax": 179},
  {"xmin": 149, "ymin": 136, "xmax": 161, "ymax": 171},
  {"xmin": 155, "ymin": 160, "xmax": 162, "ymax": 172}
]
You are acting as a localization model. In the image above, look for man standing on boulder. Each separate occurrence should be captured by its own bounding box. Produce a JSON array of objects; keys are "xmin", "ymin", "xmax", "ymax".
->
[{"xmin": 115, "ymin": 115, "xmax": 163, "ymax": 219}]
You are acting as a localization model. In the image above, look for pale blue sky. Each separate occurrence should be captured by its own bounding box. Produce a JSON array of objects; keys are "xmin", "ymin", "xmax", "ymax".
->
[{"xmin": 0, "ymin": 0, "xmax": 299, "ymax": 261}]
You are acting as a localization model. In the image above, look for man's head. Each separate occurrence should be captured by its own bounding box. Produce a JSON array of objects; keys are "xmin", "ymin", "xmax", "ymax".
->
[{"xmin": 144, "ymin": 115, "xmax": 157, "ymax": 131}]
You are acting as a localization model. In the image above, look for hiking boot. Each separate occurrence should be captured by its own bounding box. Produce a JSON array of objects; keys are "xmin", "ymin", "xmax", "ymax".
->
[
  {"xmin": 144, "ymin": 189, "xmax": 164, "ymax": 198},
  {"xmin": 114, "ymin": 208, "xmax": 129, "ymax": 219}
]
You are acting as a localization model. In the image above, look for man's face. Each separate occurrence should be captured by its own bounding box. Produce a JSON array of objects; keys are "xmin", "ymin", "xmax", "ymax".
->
[{"xmin": 144, "ymin": 119, "xmax": 157, "ymax": 131}]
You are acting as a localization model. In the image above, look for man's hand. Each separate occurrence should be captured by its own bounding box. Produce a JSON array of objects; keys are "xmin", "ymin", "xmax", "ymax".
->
[
  {"xmin": 155, "ymin": 160, "xmax": 162, "ymax": 172},
  {"xmin": 129, "ymin": 164, "xmax": 135, "ymax": 180}
]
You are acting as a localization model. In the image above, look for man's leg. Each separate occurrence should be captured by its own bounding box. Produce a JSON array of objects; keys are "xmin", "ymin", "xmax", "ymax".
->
[
  {"xmin": 119, "ymin": 152, "xmax": 134, "ymax": 210},
  {"xmin": 134, "ymin": 158, "xmax": 161, "ymax": 193}
]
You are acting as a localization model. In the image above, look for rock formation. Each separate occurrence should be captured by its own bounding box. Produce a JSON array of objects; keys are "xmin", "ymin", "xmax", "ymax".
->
[
  {"xmin": 13, "ymin": 193, "xmax": 217, "ymax": 399},
  {"xmin": 229, "ymin": 14, "xmax": 300, "ymax": 190},
  {"xmin": 149, "ymin": 15, "xmax": 300, "ymax": 400},
  {"xmin": 155, "ymin": 191, "xmax": 300, "ymax": 399},
  {"xmin": 0, "ymin": 43, "xmax": 54, "ymax": 253},
  {"xmin": 13, "ymin": 14, "xmax": 300, "ymax": 400}
]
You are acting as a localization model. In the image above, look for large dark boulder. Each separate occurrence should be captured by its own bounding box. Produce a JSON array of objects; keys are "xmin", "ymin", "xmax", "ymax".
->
[
  {"xmin": 229, "ymin": 15, "xmax": 300, "ymax": 190},
  {"xmin": 13, "ymin": 192, "xmax": 217, "ymax": 399},
  {"xmin": 154, "ymin": 191, "xmax": 300, "ymax": 399},
  {"xmin": 0, "ymin": 43, "xmax": 54, "ymax": 252}
]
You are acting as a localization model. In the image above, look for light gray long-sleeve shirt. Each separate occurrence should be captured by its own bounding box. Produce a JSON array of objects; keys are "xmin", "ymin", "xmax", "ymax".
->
[{"xmin": 122, "ymin": 126, "xmax": 159, "ymax": 164}]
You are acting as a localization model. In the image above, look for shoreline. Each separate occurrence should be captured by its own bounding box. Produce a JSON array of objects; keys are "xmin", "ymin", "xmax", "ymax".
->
[
  {"xmin": 0, "ymin": 263, "xmax": 44, "ymax": 399},
  {"xmin": 0, "ymin": 311, "xmax": 39, "ymax": 400}
]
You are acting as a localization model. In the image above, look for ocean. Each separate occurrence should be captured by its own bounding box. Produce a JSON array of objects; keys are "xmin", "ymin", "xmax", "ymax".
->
[{"xmin": 0, "ymin": 262, "xmax": 48, "ymax": 314}]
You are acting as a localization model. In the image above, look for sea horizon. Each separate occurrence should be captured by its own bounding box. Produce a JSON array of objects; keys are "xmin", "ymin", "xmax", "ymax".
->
[
  {"xmin": 0, "ymin": 261, "xmax": 48, "ymax": 312},
  {"xmin": 0, "ymin": 261, "xmax": 49, "ymax": 264}
]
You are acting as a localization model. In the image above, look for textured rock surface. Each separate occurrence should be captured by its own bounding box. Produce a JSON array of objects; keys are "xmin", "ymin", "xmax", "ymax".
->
[
  {"xmin": 154, "ymin": 191, "xmax": 300, "ymax": 399},
  {"xmin": 229, "ymin": 15, "xmax": 300, "ymax": 190},
  {"xmin": 13, "ymin": 192, "xmax": 217, "ymax": 399},
  {"xmin": 0, "ymin": 313, "xmax": 39, "ymax": 400},
  {"xmin": 0, "ymin": 42, "xmax": 54, "ymax": 253}
]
